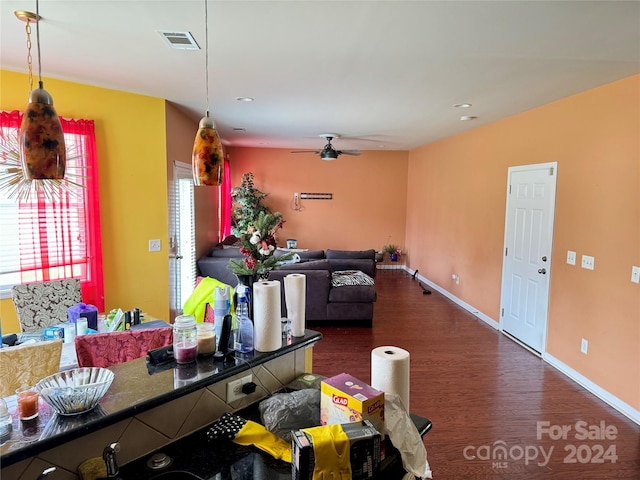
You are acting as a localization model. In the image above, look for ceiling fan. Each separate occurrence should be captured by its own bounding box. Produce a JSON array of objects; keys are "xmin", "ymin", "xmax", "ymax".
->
[{"xmin": 291, "ymin": 134, "xmax": 361, "ymax": 160}]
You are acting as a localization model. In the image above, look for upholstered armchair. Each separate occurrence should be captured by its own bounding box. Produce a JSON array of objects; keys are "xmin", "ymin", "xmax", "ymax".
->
[{"xmin": 11, "ymin": 279, "xmax": 82, "ymax": 332}]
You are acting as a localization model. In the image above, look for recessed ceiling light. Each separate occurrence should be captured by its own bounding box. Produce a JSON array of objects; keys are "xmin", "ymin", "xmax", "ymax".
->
[
  {"xmin": 454, "ymin": 103, "xmax": 472, "ymax": 108},
  {"xmin": 460, "ymin": 115, "xmax": 477, "ymax": 121},
  {"xmin": 236, "ymin": 97, "xmax": 254, "ymax": 102}
]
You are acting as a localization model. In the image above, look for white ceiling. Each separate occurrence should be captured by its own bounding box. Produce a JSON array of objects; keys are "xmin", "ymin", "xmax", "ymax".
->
[{"xmin": 1, "ymin": 1, "xmax": 639, "ymax": 152}]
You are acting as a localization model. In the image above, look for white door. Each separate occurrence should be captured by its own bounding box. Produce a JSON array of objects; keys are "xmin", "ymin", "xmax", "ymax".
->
[
  {"xmin": 169, "ymin": 161, "xmax": 196, "ymax": 322},
  {"xmin": 500, "ymin": 162, "xmax": 557, "ymax": 353}
]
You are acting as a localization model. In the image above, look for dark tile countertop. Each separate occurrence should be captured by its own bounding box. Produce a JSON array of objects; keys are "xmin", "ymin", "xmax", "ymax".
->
[
  {"xmin": 0, "ymin": 330, "xmax": 322, "ymax": 467},
  {"xmin": 120, "ymin": 400, "xmax": 432, "ymax": 480}
]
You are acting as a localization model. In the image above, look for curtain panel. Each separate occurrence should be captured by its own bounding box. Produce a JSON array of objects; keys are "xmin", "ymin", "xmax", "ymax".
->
[{"xmin": 0, "ymin": 111, "xmax": 104, "ymax": 311}]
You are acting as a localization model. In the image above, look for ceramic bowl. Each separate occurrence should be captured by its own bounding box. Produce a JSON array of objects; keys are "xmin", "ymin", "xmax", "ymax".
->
[{"xmin": 35, "ymin": 367, "xmax": 114, "ymax": 416}]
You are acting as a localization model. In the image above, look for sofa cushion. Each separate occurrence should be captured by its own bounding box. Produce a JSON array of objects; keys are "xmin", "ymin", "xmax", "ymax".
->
[
  {"xmin": 331, "ymin": 270, "xmax": 374, "ymax": 287},
  {"xmin": 329, "ymin": 285, "xmax": 377, "ymax": 303},
  {"xmin": 325, "ymin": 249, "xmax": 375, "ymax": 260},
  {"xmin": 279, "ymin": 259, "xmax": 332, "ymax": 272}
]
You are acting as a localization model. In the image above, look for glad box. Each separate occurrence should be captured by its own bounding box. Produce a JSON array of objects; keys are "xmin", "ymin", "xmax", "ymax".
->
[{"xmin": 320, "ymin": 373, "xmax": 385, "ymax": 438}]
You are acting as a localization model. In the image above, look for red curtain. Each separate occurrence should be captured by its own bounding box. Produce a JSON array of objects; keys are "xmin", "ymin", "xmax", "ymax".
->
[
  {"xmin": 1, "ymin": 110, "xmax": 104, "ymax": 311},
  {"xmin": 219, "ymin": 155, "xmax": 232, "ymax": 240}
]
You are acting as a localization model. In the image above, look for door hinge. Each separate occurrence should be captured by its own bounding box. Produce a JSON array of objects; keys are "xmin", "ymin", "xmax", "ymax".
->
[
  {"xmin": 549, "ymin": 167, "xmax": 554, "ymax": 176},
  {"xmin": 505, "ymin": 247, "xmax": 508, "ymax": 256},
  {"xmin": 501, "ymin": 308, "xmax": 504, "ymax": 317},
  {"xmin": 508, "ymin": 184, "xmax": 511, "ymax": 194}
]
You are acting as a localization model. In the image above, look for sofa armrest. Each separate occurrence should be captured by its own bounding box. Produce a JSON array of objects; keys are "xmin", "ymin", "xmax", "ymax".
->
[{"xmin": 196, "ymin": 257, "xmax": 238, "ymax": 286}]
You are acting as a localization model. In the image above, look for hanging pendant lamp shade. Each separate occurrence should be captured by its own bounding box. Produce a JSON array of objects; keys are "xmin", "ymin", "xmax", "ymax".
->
[
  {"xmin": 192, "ymin": 0, "xmax": 224, "ymax": 187},
  {"xmin": 192, "ymin": 113, "xmax": 224, "ymax": 186},
  {"xmin": 16, "ymin": 2, "xmax": 66, "ymax": 180},
  {"xmin": 19, "ymin": 82, "xmax": 66, "ymax": 180}
]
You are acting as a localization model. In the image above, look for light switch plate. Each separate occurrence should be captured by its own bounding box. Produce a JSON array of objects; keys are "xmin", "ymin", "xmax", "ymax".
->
[
  {"xmin": 632, "ymin": 266, "xmax": 640, "ymax": 284},
  {"xmin": 149, "ymin": 239, "xmax": 161, "ymax": 252},
  {"xmin": 581, "ymin": 255, "xmax": 594, "ymax": 270},
  {"xmin": 567, "ymin": 250, "xmax": 576, "ymax": 265}
]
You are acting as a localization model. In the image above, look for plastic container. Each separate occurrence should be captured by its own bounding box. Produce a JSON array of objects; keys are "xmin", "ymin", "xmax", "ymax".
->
[
  {"xmin": 173, "ymin": 315, "xmax": 197, "ymax": 364},
  {"xmin": 196, "ymin": 323, "xmax": 216, "ymax": 356},
  {"xmin": 234, "ymin": 287, "xmax": 254, "ymax": 354}
]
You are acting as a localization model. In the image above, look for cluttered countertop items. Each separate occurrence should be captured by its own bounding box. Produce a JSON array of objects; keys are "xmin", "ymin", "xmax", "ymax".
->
[
  {"xmin": 119, "ymin": 372, "xmax": 433, "ymax": 480},
  {"xmin": 0, "ymin": 331, "xmax": 323, "ymax": 468}
]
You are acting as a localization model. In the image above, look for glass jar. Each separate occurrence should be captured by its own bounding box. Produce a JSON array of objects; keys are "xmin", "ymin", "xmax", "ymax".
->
[
  {"xmin": 173, "ymin": 315, "xmax": 197, "ymax": 364},
  {"xmin": 196, "ymin": 323, "xmax": 216, "ymax": 356}
]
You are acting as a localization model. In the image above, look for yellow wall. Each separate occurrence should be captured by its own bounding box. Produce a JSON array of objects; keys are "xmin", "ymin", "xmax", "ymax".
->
[
  {"xmin": 226, "ymin": 147, "xmax": 409, "ymax": 251},
  {"xmin": 405, "ymin": 75, "xmax": 640, "ymax": 410},
  {"xmin": 1, "ymin": 70, "xmax": 171, "ymax": 332}
]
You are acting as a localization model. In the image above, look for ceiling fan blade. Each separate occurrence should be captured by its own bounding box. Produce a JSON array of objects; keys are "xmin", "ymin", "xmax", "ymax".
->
[
  {"xmin": 337, "ymin": 150, "xmax": 361, "ymax": 156},
  {"xmin": 290, "ymin": 150, "xmax": 320, "ymax": 154}
]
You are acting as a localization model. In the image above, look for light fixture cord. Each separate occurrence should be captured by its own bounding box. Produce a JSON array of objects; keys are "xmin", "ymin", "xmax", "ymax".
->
[
  {"xmin": 24, "ymin": 17, "xmax": 33, "ymax": 91},
  {"xmin": 204, "ymin": 0, "xmax": 210, "ymax": 117},
  {"xmin": 36, "ymin": 0, "xmax": 43, "ymax": 88}
]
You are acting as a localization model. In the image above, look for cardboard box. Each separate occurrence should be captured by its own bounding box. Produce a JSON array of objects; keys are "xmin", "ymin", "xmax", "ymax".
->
[
  {"xmin": 320, "ymin": 373, "xmax": 385, "ymax": 437},
  {"xmin": 291, "ymin": 420, "xmax": 381, "ymax": 480}
]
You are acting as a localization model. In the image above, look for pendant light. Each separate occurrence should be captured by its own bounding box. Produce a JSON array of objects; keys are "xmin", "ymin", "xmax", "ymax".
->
[
  {"xmin": 15, "ymin": 0, "xmax": 66, "ymax": 180},
  {"xmin": 192, "ymin": 0, "xmax": 224, "ymax": 186}
]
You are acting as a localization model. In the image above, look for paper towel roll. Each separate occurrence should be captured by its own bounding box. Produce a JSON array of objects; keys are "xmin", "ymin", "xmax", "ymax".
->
[
  {"xmin": 284, "ymin": 274, "xmax": 306, "ymax": 337},
  {"xmin": 253, "ymin": 280, "xmax": 282, "ymax": 352},
  {"xmin": 371, "ymin": 346, "xmax": 410, "ymax": 411}
]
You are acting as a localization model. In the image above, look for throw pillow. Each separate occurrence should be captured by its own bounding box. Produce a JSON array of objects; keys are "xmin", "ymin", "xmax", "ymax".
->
[{"xmin": 331, "ymin": 270, "xmax": 375, "ymax": 287}]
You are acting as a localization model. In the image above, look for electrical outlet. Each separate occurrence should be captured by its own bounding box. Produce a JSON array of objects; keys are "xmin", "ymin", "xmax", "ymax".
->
[
  {"xmin": 566, "ymin": 250, "xmax": 576, "ymax": 265},
  {"xmin": 451, "ymin": 274, "xmax": 460, "ymax": 285},
  {"xmin": 226, "ymin": 374, "xmax": 253, "ymax": 403},
  {"xmin": 148, "ymin": 239, "xmax": 161, "ymax": 252},
  {"xmin": 581, "ymin": 338, "xmax": 588, "ymax": 355},
  {"xmin": 581, "ymin": 255, "xmax": 594, "ymax": 270},
  {"xmin": 631, "ymin": 266, "xmax": 640, "ymax": 284},
  {"xmin": 294, "ymin": 192, "xmax": 299, "ymax": 199}
]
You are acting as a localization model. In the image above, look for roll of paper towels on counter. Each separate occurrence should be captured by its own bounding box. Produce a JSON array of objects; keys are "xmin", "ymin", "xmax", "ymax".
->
[
  {"xmin": 253, "ymin": 280, "xmax": 282, "ymax": 352},
  {"xmin": 284, "ymin": 273, "xmax": 306, "ymax": 337},
  {"xmin": 371, "ymin": 346, "xmax": 410, "ymax": 411}
]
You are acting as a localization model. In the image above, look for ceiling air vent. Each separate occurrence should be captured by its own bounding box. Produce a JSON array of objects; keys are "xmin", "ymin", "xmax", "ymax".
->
[{"xmin": 158, "ymin": 31, "xmax": 200, "ymax": 50}]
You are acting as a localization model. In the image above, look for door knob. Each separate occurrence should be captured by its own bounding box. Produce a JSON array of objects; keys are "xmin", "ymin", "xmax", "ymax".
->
[
  {"xmin": 538, "ymin": 268, "xmax": 546, "ymax": 274},
  {"xmin": 541, "ymin": 256, "xmax": 547, "ymax": 262}
]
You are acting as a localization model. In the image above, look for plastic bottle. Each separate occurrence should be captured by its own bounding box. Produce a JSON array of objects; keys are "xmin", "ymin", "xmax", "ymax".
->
[
  {"xmin": 234, "ymin": 286, "xmax": 254, "ymax": 353},
  {"xmin": 213, "ymin": 286, "xmax": 231, "ymax": 348}
]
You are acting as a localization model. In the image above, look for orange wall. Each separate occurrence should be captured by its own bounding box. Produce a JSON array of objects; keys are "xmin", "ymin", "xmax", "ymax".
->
[
  {"xmin": 405, "ymin": 75, "xmax": 640, "ymax": 410},
  {"xmin": 226, "ymin": 147, "xmax": 409, "ymax": 252}
]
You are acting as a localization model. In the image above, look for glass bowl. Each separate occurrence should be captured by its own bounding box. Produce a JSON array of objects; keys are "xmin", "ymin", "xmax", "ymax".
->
[{"xmin": 35, "ymin": 367, "xmax": 114, "ymax": 416}]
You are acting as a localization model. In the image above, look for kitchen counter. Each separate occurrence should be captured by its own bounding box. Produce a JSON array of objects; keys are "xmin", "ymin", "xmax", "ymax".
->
[{"xmin": 1, "ymin": 330, "xmax": 322, "ymax": 474}]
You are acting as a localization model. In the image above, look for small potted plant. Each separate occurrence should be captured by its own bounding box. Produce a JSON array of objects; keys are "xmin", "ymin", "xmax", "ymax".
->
[{"xmin": 383, "ymin": 244, "xmax": 401, "ymax": 261}]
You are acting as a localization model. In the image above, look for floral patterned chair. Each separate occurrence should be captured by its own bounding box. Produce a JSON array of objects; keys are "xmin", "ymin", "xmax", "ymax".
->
[
  {"xmin": 74, "ymin": 328, "xmax": 173, "ymax": 368},
  {"xmin": 0, "ymin": 339, "xmax": 63, "ymax": 397},
  {"xmin": 11, "ymin": 279, "xmax": 82, "ymax": 333}
]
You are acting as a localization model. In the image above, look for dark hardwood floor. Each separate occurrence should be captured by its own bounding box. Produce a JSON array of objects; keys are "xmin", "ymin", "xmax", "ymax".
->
[{"xmin": 311, "ymin": 269, "xmax": 640, "ymax": 479}]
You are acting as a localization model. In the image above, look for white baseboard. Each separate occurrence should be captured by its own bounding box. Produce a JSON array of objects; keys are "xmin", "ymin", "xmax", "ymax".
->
[
  {"xmin": 543, "ymin": 352, "xmax": 640, "ymax": 425},
  {"xmin": 405, "ymin": 266, "xmax": 640, "ymax": 426},
  {"xmin": 408, "ymin": 267, "xmax": 498, "ymax": 329}
]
